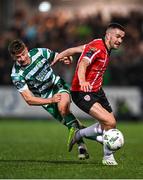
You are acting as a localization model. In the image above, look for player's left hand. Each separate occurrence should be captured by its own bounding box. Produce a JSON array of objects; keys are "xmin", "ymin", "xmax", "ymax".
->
[
  {"xmin": 61, "ymin": 56, "xmax": 73, "ymax": 65},
  {"xmin": 51, "ymin": 56, "xmax": 73, "ymax": 66}
]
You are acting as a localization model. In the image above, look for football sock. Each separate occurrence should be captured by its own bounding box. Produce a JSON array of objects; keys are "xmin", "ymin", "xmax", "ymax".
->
[
  {"xmin": 102, "ymin": 130, "xmax": 115, "ymax": 157},
  {"xmin": 63, "ymin": 113, "xmax": 86, "ymax": 145},
  {"xmin": 78, "ymin": 143, "xmax": 87, "ymax": 150},
  {"xmin": 96, "ymin": 135, "xmax": 103, "ymax": 143},
  {"xmin": 63, "ymin": 113, "xmax": 80, "ymax": 129},
  {"xmin": 78, "ymin": 123, "xmax": 103, "ymax": 143},
  {"xmin": 103, "ymin": 143, "xmax": 114, "ymax": 157}
]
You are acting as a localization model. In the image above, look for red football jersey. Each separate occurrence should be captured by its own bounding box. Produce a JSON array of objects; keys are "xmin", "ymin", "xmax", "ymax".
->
[{"xmin": 71, "ymin": 38, "xmax": 110, "ymax": 92}]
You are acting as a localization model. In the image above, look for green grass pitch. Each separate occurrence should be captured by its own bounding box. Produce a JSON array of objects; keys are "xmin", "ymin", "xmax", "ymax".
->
[{"xmin": 0, "ymin": 119, "xmax": 143, "ymax": 179}]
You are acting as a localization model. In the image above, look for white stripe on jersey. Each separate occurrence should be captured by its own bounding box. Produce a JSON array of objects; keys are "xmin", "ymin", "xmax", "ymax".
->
[
  {"xmin": 90, "ymin": 51, "xmax": 108, "ymax": 91},
  {"xmin": 25, "ymin": 55, "xmax": 47, "ymax": 79},
  {"xmin": 30, "ymin": 50, "xmax": 41, "ymax": 62},
  {"xmin": 18, "ymin": 84, "xmax": 28, "ymax": 92},
  {"xmin": 54, "ymin": 75, "xmax": 60, "ymax": 85},
  {"xmin": 43, "ymin": 68, "xmax": 53, "ymax": 81},
  {"xmin": 83, "ymin": 49, "xmax": 101, "ymax": 64}
]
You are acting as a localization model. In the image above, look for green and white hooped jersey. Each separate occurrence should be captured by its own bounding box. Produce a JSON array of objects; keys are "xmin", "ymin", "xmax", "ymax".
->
[{"xmin": 11, "ymin": 48, "xmax": 70, "ymax": 105}]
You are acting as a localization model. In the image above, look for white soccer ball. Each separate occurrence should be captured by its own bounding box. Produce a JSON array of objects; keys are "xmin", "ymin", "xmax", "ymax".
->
[{"xmin": 103, "ymin": 129, "xmax": 124, "ymax": 151}]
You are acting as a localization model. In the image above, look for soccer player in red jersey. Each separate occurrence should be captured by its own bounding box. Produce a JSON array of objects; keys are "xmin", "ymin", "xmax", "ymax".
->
[{"xmin": 52, "ymin": 23, "xmax": 125, "ymax": 165}]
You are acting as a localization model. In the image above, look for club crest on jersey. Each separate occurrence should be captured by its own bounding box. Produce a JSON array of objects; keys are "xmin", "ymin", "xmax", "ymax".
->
[
  {"xmin": 84, "ymin": 95, "xmax": 91, "ymax": 101},
  {"xmin": 85, "ymin": 48, "xmax": 97, "ymax": 58}
]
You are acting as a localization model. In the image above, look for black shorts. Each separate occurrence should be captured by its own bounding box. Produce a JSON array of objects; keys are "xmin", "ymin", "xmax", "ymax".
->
[{"xmin": 71, "ymin": 88, "xmax": 112, "ymax": 114}]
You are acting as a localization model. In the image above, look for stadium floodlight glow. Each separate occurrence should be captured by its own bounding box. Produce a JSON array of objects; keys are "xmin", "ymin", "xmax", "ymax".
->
[{"xmin": 38, "ymin": 1, "xmax": 51, "ymax": 12}]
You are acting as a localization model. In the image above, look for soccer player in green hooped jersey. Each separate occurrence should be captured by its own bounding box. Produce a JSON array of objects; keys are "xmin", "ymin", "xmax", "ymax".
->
[{"xmin": 8, "ymin": 39, "xmax": 89, "ymax": 160}]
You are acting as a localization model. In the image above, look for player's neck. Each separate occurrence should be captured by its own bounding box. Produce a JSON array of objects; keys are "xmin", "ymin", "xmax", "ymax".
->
[
  {"xmin": 103, "ymin": 38, "xmax": 111, "ymax": 54},
  {"xmin": 105, "ymin": 40, "xmax": 111, "ymax": 51}
]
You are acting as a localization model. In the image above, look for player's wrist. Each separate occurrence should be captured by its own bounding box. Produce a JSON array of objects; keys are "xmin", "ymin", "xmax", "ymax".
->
[
  {"xmin": 49, "ymin": 98, "xmax": 54, "ymax": 104},
  {"xmin": 79, "ymin": 81, "xmax": 86, "ymax": 84}
]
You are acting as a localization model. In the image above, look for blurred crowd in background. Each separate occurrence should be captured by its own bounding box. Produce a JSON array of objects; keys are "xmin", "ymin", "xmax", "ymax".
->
[
  {"xmin": 0, "ymin": 2, "xmax": 143, "ymax": 120},
  {"xmin": 0, "ymin": 9, "xmax": 143, "ymax": 89}
]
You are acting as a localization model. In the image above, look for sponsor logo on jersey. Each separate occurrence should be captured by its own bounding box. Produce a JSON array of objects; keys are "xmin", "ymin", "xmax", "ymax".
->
[{"xmin": 85, "ymin": 48, "xmax": 97, "ymax": 58}]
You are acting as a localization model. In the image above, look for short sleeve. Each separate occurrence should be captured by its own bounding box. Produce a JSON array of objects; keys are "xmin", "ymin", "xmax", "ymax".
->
[
  {"xmin": 40, "ymin": 48, "xmax": 56, "ymax": 63},
  {"xmin": 82, "ymin": 44, "xmax": 101, "ymax": 64},
  {"xmin": 11, "ymin": 75, "xmax": 28, "ymax": 92}
]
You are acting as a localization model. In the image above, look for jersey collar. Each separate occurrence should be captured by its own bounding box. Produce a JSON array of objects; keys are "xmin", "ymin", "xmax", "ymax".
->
[{"xmin": 102, "ymin": 38, "xmax": 111, "ymax": 55}]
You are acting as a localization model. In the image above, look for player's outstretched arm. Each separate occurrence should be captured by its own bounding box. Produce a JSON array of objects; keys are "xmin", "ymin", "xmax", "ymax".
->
[
  {"xmin": 51, "ymin": 45, "xmax": 84, "ymax": 66},
  {"xmin": 20, "ymin": 89, "xmax": 61, "ymax": 105}
]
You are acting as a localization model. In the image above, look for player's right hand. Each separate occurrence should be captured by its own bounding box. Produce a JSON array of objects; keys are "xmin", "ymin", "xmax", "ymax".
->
[
  {"xmin": 80, "ymin": 81, "xmax": 92, "ymax": 92},
  {"xmin": 52, "ymin": 93, "xmax": 61, "ymax": 103}
]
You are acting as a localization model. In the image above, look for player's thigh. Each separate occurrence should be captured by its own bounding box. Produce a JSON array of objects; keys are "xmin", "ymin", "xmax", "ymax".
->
[
  {"xmin": 89, "ymin": 102, "xmax": 116, "ymax": 127},
  {"xmin": 43, "ymin": 104, "xmax": 63, "ymax": 121}
]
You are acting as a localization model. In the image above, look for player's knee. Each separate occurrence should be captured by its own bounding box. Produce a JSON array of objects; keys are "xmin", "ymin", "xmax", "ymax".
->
[
  {"xmin": 104, "ymin": 118, "xmax": 116, "ymax": 129},
  {"xmin": 58, "ymin": 107, "xmax": 69, "ymax": 116},
  {"xmin": 107, "ymin": 119, "xmax": 116, "ymax": 129},
  {"xmin": 110, "ymin": 121, "xmax": 116, "ymax": 128}
]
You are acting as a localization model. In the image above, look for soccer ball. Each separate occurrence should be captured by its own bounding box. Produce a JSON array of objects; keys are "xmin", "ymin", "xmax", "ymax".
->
[{"xmin": 103, "ymin": 129, "xmax": 124, "ymax": 151}]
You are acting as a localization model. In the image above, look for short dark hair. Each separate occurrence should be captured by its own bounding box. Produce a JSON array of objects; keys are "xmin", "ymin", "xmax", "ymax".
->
[
  {"xmin": 8, "ymin": 39, "xmax": 26, "ymax": 55},
  {"xmin": 107, "ymin": 23, "xmax": 125, "ymax": 32}
]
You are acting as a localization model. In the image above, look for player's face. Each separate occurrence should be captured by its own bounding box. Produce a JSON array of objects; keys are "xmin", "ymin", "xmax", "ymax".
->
[
  {"xmin": 13, "ymin": 48, "xmax": 31, "ymax": 66},
  {"xmin": 108, "ymin": 29, "xmax": 125, "ymax": 49}
]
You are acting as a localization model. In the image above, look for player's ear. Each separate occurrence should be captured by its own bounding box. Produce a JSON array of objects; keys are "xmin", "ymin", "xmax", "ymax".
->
[
  {"xmin": 10, "ymin": 54, "xmax": 16, "ymax": 60},
  {"xmin": 25, "ymin": 47, "xmax": 29, "ymax": 52},
  {"xmin": 106, "ymin": 32, "xmax": 111, "ymax": 40}
]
